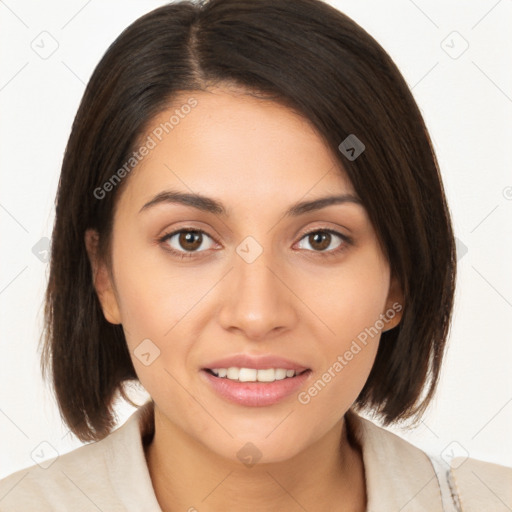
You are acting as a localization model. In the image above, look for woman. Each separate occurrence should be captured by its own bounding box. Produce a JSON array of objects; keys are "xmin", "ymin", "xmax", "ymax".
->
[{"xmin": 1, "ymin": 0, "xmax": 510, "ymax": 510}]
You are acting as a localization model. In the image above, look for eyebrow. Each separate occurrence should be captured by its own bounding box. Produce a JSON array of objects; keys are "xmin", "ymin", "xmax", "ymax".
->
[{"xmin": 139, "ymin": 189, "xmax": 362, "ymax": 217}]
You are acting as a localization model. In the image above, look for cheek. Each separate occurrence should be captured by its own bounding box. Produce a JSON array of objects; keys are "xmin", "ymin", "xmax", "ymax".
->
[
  {"xmin": 301, "ymin": 249, "xmax": 390, "ymax": 344},
  {"xmin": 110, "ymin": 251, "xmax": 197, "ymax": 404},
  {"xmin": 110, "ymin": 234, "xmax": 221, "ymax": 395},
  {"xmin": 294, "ymin": 253, "xmax": 389, "ymax": 412},
  {"xmin": 110, "ymin": 229, "xmax": 204, "ymax": 337}
]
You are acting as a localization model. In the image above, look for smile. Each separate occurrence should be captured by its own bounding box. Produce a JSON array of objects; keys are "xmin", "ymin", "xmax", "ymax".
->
[{"xmin": 201, "ymin": 368, "xmax": 312, "ymax": 407}]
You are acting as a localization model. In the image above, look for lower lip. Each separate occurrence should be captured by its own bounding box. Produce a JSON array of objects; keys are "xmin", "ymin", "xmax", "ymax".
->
[{"xmin": 200, "ymin": 369, "xmax": 312, "ymax": 407}]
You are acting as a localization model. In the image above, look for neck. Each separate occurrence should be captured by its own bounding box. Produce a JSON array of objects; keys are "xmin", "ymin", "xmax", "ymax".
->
[{"xmin": 144, "ymin": 405, "xmax": 366, "ymax": 512}]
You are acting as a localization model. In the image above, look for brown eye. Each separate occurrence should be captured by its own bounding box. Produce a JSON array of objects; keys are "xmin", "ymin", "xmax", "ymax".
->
[
  {"xmin": 297, "ymin": 229, "xmax": 346, "ymax": 253},
  {"xmin": 160, "ymin": 229, "xmax": 216, "ymax": 256}
]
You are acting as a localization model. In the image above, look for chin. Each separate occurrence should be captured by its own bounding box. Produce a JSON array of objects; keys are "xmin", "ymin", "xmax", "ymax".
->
[{"xmin": 195, "ymin": 424, "xmax": 311, "ymax": 467}]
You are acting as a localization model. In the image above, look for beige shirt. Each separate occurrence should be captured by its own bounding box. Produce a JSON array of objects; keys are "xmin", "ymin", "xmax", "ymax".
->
[{"xmin": 1, "ymin": 400, "xmax": 510, "ymax": 511}]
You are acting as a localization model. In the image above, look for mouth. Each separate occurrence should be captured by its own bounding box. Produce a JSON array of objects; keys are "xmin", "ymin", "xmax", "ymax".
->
[{"xmin": 200, "ymin": 367, "xmax": 313, "ymax": 407}]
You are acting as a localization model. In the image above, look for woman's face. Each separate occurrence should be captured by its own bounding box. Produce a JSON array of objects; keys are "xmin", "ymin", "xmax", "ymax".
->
[{"xmin": 88, "ymin": 87, "xmax": 402, "ymax": 463}]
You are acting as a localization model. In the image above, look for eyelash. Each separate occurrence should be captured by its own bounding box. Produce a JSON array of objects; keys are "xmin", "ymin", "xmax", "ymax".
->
[{"xmin": 158, "ymin": 227, "xmax": 353, "ymax": 261}]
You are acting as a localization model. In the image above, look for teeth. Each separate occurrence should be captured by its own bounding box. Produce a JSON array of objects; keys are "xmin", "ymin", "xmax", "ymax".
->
[{"xmin": 209, "ymin": 367, "xmax": 299, "ymax": 382}]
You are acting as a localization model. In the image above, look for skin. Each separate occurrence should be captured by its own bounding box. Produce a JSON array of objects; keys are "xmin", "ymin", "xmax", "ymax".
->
[{"xmin": 85, "ymin": 87, "xmax": 403, "ymax": 512}]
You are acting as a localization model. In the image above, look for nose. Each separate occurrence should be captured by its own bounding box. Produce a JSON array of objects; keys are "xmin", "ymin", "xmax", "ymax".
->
[{"xmin": 217, "ymin": 244, "xmax": 299, "ymax": 341}]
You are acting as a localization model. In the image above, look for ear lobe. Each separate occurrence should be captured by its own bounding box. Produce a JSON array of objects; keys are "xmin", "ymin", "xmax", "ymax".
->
[
  {"xmin": 84, "ymin": 229, "xmax": 122, "ymax": 325},
  {"xmin": 383, "ymin": 275, "xmax": 404, "ymax": 332}
]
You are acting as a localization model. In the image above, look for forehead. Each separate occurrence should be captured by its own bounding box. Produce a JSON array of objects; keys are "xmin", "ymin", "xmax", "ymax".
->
[{"xmin": 118, "ymin": 88, "xmax": 356, "ymax": 215}]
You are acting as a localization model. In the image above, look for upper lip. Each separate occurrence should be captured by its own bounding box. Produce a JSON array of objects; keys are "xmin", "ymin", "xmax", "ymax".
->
[{"xmin": 202, "ymin": 353, "xmax": 310, "ymax": 372}]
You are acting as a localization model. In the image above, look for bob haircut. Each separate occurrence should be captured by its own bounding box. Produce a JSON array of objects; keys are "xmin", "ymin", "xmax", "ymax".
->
[{"xmin": 41, "ymin": 0, "xmax": 456, "ymax": 442}]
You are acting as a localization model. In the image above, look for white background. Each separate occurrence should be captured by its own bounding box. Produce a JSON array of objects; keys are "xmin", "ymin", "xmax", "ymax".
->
[{"xmin": 1, "ymin": 0, "xmax": 511, "ymax": 480}]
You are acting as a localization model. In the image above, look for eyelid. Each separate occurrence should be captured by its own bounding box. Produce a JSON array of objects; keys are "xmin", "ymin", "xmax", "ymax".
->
[{"xmin": 298, "ymin": 225, "xmax": 352, "ymax": 243}]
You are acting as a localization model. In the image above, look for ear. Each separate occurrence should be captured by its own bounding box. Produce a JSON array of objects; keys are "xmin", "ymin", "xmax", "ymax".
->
[
  {"xmin": 382, "ymin": 274, "xmax": 404, "ymax": 332},
  {"xmin": 84, "ymin": 229, "xmax": 122, "ymax": 325}
]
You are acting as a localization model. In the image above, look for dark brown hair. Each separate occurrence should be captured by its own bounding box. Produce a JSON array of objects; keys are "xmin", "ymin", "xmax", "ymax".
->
[{"xmin": 41, "ymin": 0, "xmax": 456, "ymax": 442}]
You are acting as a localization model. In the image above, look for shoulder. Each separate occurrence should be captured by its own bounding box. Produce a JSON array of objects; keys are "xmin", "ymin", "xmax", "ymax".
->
[
  {"xmin": 346, "ymin": 409, "xmax": 512, "ymax": 511},
  {"xmin": 0, "ymin": 428, "xmax": 118, "ymax": 511},
  {"xmin": 0, "ymin": 401, "xmax": 157, "ymax": 512},
  {"xmin": 450, "ymin": 456, "xmax": 512, "ymax": 511}
]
